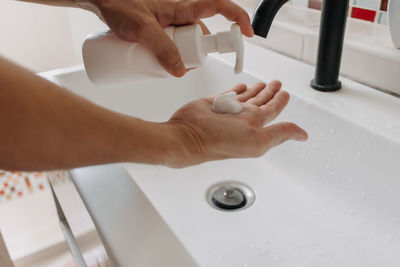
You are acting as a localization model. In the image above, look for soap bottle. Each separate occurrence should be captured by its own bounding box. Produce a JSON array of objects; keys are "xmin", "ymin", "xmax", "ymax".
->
[{"xmin": 82, "ymin": 24, "xmax": 244, "ymax": 86}]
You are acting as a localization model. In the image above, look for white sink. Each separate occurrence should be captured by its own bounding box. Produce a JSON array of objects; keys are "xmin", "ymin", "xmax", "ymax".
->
[{"xmin": 41, "ymin": 41, "xmax": 400, "ymax": 266}]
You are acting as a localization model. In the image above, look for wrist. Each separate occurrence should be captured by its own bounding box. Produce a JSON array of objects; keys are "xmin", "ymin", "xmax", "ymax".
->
[
  {"xmin": 151, "ymin": 122, "xmax": 187, "ymax": 167},
  {"xmin": 161, "ymin": 121, "xmax": 206, "ymax": 168},
  {"xmin": 120, "ymin": 119, "xmax": 190, "ymax": 167}
]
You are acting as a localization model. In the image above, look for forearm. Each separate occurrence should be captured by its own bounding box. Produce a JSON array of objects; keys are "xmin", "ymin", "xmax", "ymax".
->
[
  {"xmin": 17, "ymin": 0, "xmax": 81, "ymax": 8},
  {"xmin": 0, "ymin": 56, "xmax": 179, "ymax": 171}
]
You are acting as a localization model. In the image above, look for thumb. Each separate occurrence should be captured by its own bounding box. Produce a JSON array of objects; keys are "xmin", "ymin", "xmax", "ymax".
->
[
  {"xmin": 258, "ymin": 122, "xmax": 308, "ymax": 151},
  {"xmin": 140, "ymin": 22, "xmax": 186, "ymax": 77}
]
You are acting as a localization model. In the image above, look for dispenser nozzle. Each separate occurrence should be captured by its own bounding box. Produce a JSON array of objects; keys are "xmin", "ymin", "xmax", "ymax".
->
[
  {"xmin": 229, "ymin": 24, "xmax": 244, "ymax": 74},
  {"xmin": 200, "ymin": 24, "xmax": 244, "ymax": 74}
]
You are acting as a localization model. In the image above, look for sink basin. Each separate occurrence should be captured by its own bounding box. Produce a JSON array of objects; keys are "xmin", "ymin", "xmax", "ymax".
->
[{"xmin": 41, "ymin": 41, "xmax": 400, "ymax": 266}]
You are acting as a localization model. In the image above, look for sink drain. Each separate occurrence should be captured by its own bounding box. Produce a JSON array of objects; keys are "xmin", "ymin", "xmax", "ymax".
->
[{"xmin": 207, "ymin": 182, "xmax": 255, "ymax": 212}]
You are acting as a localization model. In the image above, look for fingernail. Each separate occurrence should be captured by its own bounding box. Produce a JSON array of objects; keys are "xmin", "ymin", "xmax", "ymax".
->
[
  {"xmin": 297, "ymin": 132, "xmax": 308, "ymax": 141},
  {"xmin": 250, "ymin": 27, "xmax": 254, "ymax": 36},
  {"xmin": 173, "ymin": 61, "xmax": 185, "ymax": 77}
]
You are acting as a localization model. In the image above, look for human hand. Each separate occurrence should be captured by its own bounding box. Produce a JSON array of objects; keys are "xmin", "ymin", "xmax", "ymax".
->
[
  {"xmin": 79, "ymin": 0, "xmax": 253, "ymax": 77},
  {"xmin": 165, "ymin": 81, "xmax": 308, "ymax": 167}
]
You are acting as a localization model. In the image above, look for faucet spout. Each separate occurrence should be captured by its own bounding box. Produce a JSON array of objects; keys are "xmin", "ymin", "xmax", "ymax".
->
[
  {"xmin": 251, "ymin": 0, "xmax": 289, "ymax": 38},
  {"xmin": 251, "ymin": 0, "xmax": 350, "ymax": 92}
]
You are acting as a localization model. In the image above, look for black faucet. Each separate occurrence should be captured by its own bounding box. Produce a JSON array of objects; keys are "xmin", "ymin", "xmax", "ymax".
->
[{"xmin": 251, "ymin": 0, "xmax": 350, "ymax": 91}]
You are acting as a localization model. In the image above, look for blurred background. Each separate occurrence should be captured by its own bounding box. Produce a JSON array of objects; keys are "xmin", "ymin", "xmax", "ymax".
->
[{"xmin": 0, "ymin": 0, "xmax": 390, "ymax": 72}]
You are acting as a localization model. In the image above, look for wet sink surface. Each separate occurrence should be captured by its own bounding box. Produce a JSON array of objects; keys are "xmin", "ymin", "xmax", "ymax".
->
[{"xmin": 41, "ymin": 42, "xmax": 400, "ymax": 266}]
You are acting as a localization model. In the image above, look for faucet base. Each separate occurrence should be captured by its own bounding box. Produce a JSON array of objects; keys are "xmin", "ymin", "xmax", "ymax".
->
[{"xmin": 310, "ymin": 79, "xmax": 342, "ymax": 92}]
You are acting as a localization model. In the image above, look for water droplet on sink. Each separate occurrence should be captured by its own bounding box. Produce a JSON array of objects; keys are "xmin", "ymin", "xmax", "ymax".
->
[
  {"xmin": 387, "ymin": 122, "xmax": 400, "ymax": 129},
  {"xmin": 348, "ymin": 209, "xmax": 356, "ymax": 215},
  {"xmin": 316, "ymin": 210, "xmax": 327, "ymax": 216},
  {"xmin": 312, "ymin": 143, "xmax": 320, "ymax": 149},
  {"xmin": 355, "ymin": 153, "xmax": 362, "ymax": 160},
  {"xmin": 218, "ymin": 255, "xmax": 229, "ymax": 262},
  {"xmin": 332, "ymin": 101, "xmax": 344, "ymax": 108}
]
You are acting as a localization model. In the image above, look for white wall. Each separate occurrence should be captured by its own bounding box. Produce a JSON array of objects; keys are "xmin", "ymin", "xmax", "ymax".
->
[
  {"xmin": 65, "ymin": 8, "xmax": 108, "ymax": 65},
  {"xmin": 0, "ymin": 1, "xmax": 107, "ymax": 72}
]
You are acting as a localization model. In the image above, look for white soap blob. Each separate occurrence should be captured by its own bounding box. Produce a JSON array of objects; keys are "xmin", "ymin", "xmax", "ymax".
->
[{"xmin": 212, "ymin": 92, "xmax": 242, "ymax": 114}]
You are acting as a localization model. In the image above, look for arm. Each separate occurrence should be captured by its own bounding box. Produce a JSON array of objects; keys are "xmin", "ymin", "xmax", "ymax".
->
[
  {"xmin": 17, "ymin": 0, "xmax": 254, "ymax": 76},
  {"xmin": 0, "ymin": 56, "xmax": 307, "ymax": 171},
  {"xmin": 0, "ymin": 56, "xmax": 180, "ymax": 170},
  {"xmin": 17, "ymin": 0, "xmax": 80, "ymax": 7}
]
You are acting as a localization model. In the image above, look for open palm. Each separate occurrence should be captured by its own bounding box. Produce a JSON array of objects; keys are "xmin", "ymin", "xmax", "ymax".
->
[{"xmin": 167, "ymin": 80, "xmax": 308, "ymax": 167}]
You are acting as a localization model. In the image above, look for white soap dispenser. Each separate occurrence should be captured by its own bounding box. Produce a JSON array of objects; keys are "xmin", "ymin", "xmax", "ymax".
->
[{"xmin": 82, "ymin": 24, "xmax": 244, "ymax": 86}]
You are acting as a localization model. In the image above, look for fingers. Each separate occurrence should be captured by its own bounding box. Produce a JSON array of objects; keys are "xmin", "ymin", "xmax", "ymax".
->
[
  {"xmin": 260, "ymin": 90, "xmax": 290, "ymax": 124},
  {"xmin": 236, "ymin": 82, "xmax": 266, "ymax": 102},
  {"xmin": 139, "ymin": 21, "xmax": 186, "ymax": 77},
  {"xmin": 258, "ymin": 122, "xmax": 308, "ymax": 151},
  {"xmin": 218, "ymin": 83, "xmax": 247, "ymax": 96},
  {"xmin": 172, "ymin": 0, "xmax": 253, "ymax": 37},
  {"xmin": 247, "ymin": 80, "xmax": 281, "ymax": 106},
  {"xmin": 198, "ymin": 21, "xmax": 211, "ymax": 35}
]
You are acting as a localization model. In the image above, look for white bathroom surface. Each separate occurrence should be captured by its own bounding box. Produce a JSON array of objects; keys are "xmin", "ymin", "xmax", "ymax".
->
[
  {"xmin": 0, "ymin": 190, "xmax": 73, "ymax": 266},
  {"xmin": 40, "ymin": 41, "xmax": 400, "ymax": 266}
]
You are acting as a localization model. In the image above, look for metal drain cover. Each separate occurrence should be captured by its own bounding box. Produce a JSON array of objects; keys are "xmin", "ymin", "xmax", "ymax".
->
[{"xmin": 207, "ymin": 182, "xmax": 255, "ymax": 212}]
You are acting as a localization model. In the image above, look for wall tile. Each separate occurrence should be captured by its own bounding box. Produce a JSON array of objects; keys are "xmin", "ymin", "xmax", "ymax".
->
[
  {"xmin": 0, "ymin": 171, "xmax": 49, "ymax": 203},
  {"xmin": 290, "ymin": 0, "xmax": 309, "ymax": 7},
  {"xmin": 380, "ymin": 0, "xmax": 389, "ymax": 10},
  {"xmin": 353, "ymin": 0, "xmax": 382, "ymax": 10},
  {"xmin": 377, "ymin": 11, "xmax": 388, "ymax": 24},
  {"xmin": 351, "ymin": 6, "xmax": 377, "ymax": 22},
  {"xmin": 290, "ymin": 0, "xmax": 390, "ymax": 25},
  {"xmin": 308, "ymin": 0, "xmax": 322, "ymax": 10}
]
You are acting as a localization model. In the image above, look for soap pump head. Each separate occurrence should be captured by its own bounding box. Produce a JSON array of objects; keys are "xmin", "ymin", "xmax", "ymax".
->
[{"xmin": 173, "ymin": 23, "xmax": 244, "ymax": 74}]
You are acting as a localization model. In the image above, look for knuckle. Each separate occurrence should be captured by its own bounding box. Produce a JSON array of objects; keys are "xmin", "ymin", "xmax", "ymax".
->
[
  {"xmin": 279, "ymin": 122, "xmax": 296, "ymax": 136},
  {"xmin": 135, "ymin": 18, "xmax": 157, "ymax": 40},
  {"xmin": 214, "ymin": 0, "xmax": 226, "ymax": 11},
  {"xmin": 245, "ymin": 117, "xmax": 258, "ymax": 128},
  {"xmin": 265, "ymin": 106, "xmax": 279, "ymax": 118}
]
